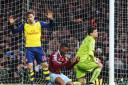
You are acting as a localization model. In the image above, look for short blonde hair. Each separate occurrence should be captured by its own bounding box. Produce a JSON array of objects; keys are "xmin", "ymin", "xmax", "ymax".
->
[{"xmin": 26, "ymin": 9, "xmax": 35, "ymax": 17}]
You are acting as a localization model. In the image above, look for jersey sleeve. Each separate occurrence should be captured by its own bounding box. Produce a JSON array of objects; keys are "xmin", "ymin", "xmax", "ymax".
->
[{"xmin": 40, "ymin": 19, "xmax": 54, "ymax": 30}]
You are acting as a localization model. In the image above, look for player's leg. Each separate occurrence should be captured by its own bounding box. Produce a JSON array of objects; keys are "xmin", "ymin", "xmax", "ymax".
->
[
  {"xmin": 50, "ymin": 73, "xmax": 65, "ymax": 85},
  {"xmin": 42, "ymin": 62, "xmax": 50, "ymax": 81},
  {"xmin": 54, "ymin": 73, "xmax": 73, "ymax": 85},
  {"xmin": 74, "ymin": 65, "xmax": 87, "ymax": 85},
  {"xmin": 77, "ymin": 61, "xmax": 102, "ymax": 84},
  {"xmin": 90, "ymin": 62, "xmax": 103, "ymax": 83},
  {"xmin": 26, "ymin": 48, "xmax": 35, "ymax": 84},
  {"xmin": 60, "ymin": 73, "xmax": 73, "ymax": 85},
  {"xmin": 35, "ymin": 47, "xmax": 50, "ymax": 82}
]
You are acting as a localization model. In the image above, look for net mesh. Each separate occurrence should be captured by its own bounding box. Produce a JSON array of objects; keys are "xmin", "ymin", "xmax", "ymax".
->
[
  {"xmin": 0, "ymin": 0, "xmax": 128, "ymax": 85},
  {"xmin": 114, "ymin": 0, "xmax": 128, "ymax": 84},
  {"xmin": 0, "ymin": 0, "xmax": 24, "ymax": 84}
]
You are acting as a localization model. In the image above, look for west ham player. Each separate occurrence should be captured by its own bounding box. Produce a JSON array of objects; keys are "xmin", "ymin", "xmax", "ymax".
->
[{"xmin": 49, "ymin": 43, "xmax": 79, "ymax": 85}]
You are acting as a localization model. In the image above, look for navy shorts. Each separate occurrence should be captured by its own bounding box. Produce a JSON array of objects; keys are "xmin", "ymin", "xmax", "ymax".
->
[{"xmin": 26, "ymin": 47, "xmax": 46, "ymax": 64}]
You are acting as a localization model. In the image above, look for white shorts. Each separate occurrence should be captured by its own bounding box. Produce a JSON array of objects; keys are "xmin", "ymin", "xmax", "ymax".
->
[{"xmin": 49, "ymin": 73, "xmax": 72, "ymax": 85}]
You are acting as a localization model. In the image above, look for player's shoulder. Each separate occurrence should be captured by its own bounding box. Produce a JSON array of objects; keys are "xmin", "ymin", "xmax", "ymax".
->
[
  {"xmin": 86, "ymin": 35, "xmax": 91, "ymax": 39},
  {"xmin": 40, "ymin": 21, "xmax": 47, "ymax": 24},
  {"xmin": 86, "ymin": 35, "xmax": 95, "ymax": 41},
  {"xmin": 82, "ymin": 35, "xmax": 91, "ymax": 43}
]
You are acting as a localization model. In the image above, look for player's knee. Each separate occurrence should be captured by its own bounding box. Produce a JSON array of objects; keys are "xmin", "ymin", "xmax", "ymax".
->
[
  {"xmin": 27, "ymin": 63, "xmax": 33, "ymax": 70},
  {"xmin": 42, "ymin": 62, "xmax": 48, "ymax": 68}
]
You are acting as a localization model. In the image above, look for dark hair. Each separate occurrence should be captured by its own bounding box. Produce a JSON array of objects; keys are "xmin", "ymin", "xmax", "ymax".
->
[
  {"xmin": 60, "ymin": 43, "xmax": 69, "ymax": 48},
  {"xmin": 87, "ymin": 26, "xmax": 97, "ymax": 35},
  {"xmin": 26, "ymin": 9, "xmax": 35, "ymax": 17}
]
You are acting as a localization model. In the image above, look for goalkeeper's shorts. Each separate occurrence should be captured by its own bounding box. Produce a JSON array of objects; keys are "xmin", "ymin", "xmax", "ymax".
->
[
  {"xmin": 74, "ymin": 60, "xmax": 99, "ymax": 79},
  {"xmin": 26, "ymin": 47, "xmax": 45, "ymax": 64}
]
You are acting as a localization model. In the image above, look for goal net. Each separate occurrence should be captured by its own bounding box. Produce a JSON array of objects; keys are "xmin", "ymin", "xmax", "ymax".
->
[
  {"xmin": 0, "ymin": 0, "xmax": 127, "ymax": 85},
  {"xmin": 114, "ymin": 0, "xmax": 128, "ymax": 84}
]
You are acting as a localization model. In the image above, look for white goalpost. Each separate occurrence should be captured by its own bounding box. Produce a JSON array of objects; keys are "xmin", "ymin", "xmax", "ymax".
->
[{"xmin": 109, "ymin": 0, "xmax": 115, "ymax": 85}]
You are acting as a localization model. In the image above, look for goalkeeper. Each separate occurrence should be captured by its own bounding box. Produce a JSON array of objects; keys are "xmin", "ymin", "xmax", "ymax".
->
[
  {"xmin": 8, "ymin": 9, "xmax": 54, "ymax": 84},
  {"xmin": 74, "ymin": 26, "xmax": 103, "ymax": 85}
]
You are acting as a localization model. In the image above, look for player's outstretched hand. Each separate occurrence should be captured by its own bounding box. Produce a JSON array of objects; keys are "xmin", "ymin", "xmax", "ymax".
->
[
  {"xmin": 46, "ymin": 10, "xmax": 54, "ymax": 20},
  {"xmin": 8, "ymin": 15, "xmax": 15, "ymax": 25},
  {"xmin": 96, "ymin": 58, "xmax": 103, "ymax": 68},
  {"xmin": 96, "ymin": 58, "xmax": 101, "ymax": 63},
  {"xmin": 75, "ymin": 57, "xmax": 80, "ymax": 64}
]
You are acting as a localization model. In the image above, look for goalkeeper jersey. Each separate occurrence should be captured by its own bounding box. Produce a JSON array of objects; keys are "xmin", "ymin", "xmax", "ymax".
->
[{"xmin": 76, "ymin": 35, "xmax": 95, "ymax": 61}]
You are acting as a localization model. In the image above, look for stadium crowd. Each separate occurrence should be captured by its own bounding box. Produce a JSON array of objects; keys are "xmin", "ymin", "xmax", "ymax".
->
[{"xmin": 0, "ymin": 0, "xmax": 128, "ymax": 84}]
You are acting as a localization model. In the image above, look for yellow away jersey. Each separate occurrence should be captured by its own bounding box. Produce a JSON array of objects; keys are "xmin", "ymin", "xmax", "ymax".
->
[{"xmin": 24, "ymin": 21, "xmax": 42, "ymax": 47}]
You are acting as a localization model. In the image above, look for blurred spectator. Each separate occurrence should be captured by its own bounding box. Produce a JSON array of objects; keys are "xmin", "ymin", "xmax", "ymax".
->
[
  {"xmin": 68, "ymin": 37, "xmax": 79, "ymax": 56},
  {"xmin": 47, "ymin": 38, "xmax": 60, "ymax": 55}
]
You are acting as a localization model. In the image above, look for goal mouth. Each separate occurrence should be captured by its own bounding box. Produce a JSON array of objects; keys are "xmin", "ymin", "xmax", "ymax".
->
[{"xmin": 0, "ymin": 0, "xmax": 128, "ymax": 85}]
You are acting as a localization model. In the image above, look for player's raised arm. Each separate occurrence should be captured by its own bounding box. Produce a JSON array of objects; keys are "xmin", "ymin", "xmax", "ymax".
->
[
  {"xmin": 8, "ymin": 16, "xmax": 24, "ymax": 33},
  {"xmin": 40, "ymin": 10, "xmax": 54, "ymax": 29}
]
